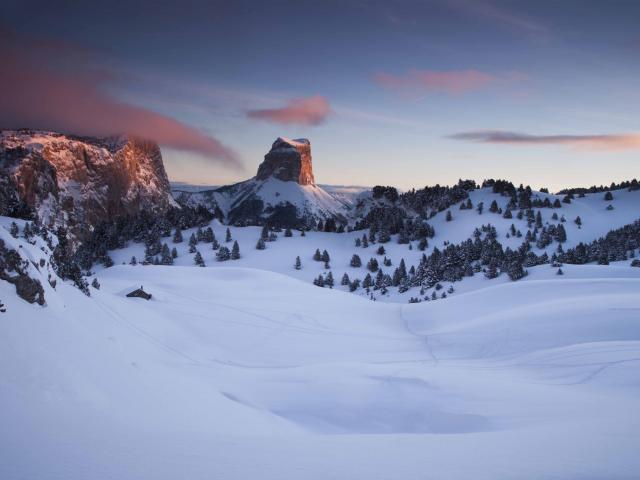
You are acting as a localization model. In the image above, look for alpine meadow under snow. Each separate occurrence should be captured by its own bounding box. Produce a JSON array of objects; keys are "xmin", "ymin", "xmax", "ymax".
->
[{"xmin": 1, "ymin": 130, "xmax": 640, "ymax": 479}]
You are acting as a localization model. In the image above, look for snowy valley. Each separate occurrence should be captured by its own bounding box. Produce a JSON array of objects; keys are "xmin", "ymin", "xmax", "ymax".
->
[{"xmin": 1, "ymin": 131, "xmax": 640, "ymax": 479}]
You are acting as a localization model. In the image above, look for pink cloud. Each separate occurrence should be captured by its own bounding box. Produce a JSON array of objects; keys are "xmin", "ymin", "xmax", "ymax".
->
[
  {"xmin": 0, "ymin": 29, "xmax": 240, "ymax": 167},
  {"xmin": 247, "ymin": 96, "xmax": 331, "ymax": 125},
  {"xmin": 375, "ymin": 69, "xmax": 496, "ymax": 95},
  {"xmin": 449, "ymin": 130, "xmax": 640, "ymax": 151}
]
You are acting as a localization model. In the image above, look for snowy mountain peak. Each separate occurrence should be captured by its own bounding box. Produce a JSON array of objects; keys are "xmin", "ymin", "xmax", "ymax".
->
[{"xmin": 257, "ymin": 136, "xmax": 315, "ymax": 185}]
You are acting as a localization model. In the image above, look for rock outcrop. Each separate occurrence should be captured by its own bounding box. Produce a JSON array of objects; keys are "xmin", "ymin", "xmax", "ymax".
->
[
  {"xmin": 0, "ymin": 130, "xmax": 177, "ymax": 242},
  {"xmin": 256, "ymin": 137, "xmax": 315, "ymax": 185},
  {"xmin": 174, "ymin": 137, "xmax": 347, "ymax": 227}
]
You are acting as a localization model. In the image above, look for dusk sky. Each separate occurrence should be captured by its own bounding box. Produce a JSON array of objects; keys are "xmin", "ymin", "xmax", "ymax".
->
[{"xmin": 2, "ymin": 0, "xmax": 639, "ymax": 191}]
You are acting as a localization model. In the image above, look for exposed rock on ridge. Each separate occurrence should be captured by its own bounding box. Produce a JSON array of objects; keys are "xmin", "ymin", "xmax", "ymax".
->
[
  {"xmin": 0, "ymin": 130, "xmax": 177, "ymax": 242},
  {"xmin": 256, "ymin": 137, "xmax": 315, "ymax": 185}
]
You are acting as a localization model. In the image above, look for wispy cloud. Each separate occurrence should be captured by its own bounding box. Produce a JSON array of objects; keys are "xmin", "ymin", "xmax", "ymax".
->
[
  {"xmin": 246, "ymin": 96, "xmax": 331, "ymax": 126},
  {"xmin": 0, "ymin": 27, "xmax": 240, "ymax": 167},
  {"xmin": 374, "ymin": 69, "xmax": 526, "ymax": 96},
  {"xmin": 445, "ymin": 0, "xmax": 549, "ymax": 38},
  {"xmin": 449, "ymin": 130, "xmax": 640, "ymax": 151}
]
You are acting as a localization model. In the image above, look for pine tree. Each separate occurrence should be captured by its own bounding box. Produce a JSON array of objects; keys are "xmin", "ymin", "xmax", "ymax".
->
[
  {"xmin": 225, "ymin": 228, "xmax": 232, "ymax": 242},
  {"xmin": 256, "ymin": 238, "xmax": 266, "ymax": 250},
  {"xmin": 130, "ymin": 256, "xmax": 137, "ymax": 265},
  {"xmin": 362, "ymin": 273, "xmax": 373, "ymax": 289},
  {"xmin": 313, "ymin": 249, "xmax": 322, "ymax": 261},
  {"xmin": 477, "ymin": 202, "xmax": 484, "ymax": 215},
  {"xmin": 9, "ymin": 222, "xmax": 19, "ymax": 238},
  {"xmin": 161, "ymin": 243, "xmax": 173, "ymax": 265},
  {"xmin": 216, "ymin": 246, "xmax": 231, "ymax": 261},
  {"xmin": 204, "ymin": 227, "xmax": 214, "ymax": 243},
  {"xmin": 260, "ymin": 225, "xmax": 269, "ymax": 241},
  {"xmin": 341, "ymin": 273, "xmax": 350, "ymax": 286},
  {"xmin": 91, "ymin": 278, "xmax": 100, "ymax": 290},
  {"xmin": 325, "ymin": 271, "xmax": 334, "ymax": 288},
  {"xmin": 103, "ymin": 255, "xmax": 114, "ymax": 268},
  {"xmin": 211, "ymin": 238, "xmax": 220, "ymax": 250},
  {"xmin": 367, "ymin": 257, "xmax": 379, "ymax": 272},
  {"xmin": 362, "ymin": 234, "xmax": 369, "ymax": 248},
  {"xmin": 446, "ymin": 210, "xmax": 452, "ymax": 222},
  {"xmin": 574, "ymin": 216, "xmax": 582, "ymax": 226},
  {"xmin": 418, "ymin": 237, "xmax": 428, "ymax": 251},
  {"xmin": 604, "ymin": 191, "xmax": 613, "ymax": 201},
  {"xmin": 188, "ymin": 233, "xmax": 197, "ymax": 252},
  {"xmin": 313, "ymin": 274, "xmax": 325, "ymax": 287},
  {"xmin": 0, "ymin": 300, "xmax": 5, "ymax": 313},
  {"xmin": 377, "ymin": 245, "xmax": 385, "ymax": 255},
  {"xmin": 350, "ymin": 254, "xmax": 362, "ymax": 267},
  {"xmin": 171, "ymin": 247, "xmax": 178, "ymax": 258},
  {"xmin": 485, "ymin": 259, "xmax": 499, "ymax": 279},
  {"xmin": 556, "ymin": 267, "xmax": 564, "ymax": 275},
  {"xmin": 231, "ymin": 241, "xmax": 240, "ymax": 259},
  {"xmin": 194, "ymin": 250, "xmax": 205, "ymax": 267},
  {"xmin": 294, "ymin": 256, "xmax": 302, "ymax": 270},
  {"xmin": 349, "ymin": 279, "xmax": 360, "ymax": 292},
  {"xmin": 355, "ymin": 237, "xmax": 361, "ymax": 247},
  {"xmin": 321, "ymin": 250, "xmax": 330, "ymax": 263},
  {"xmin": 285, "ymin": 228, "xmax": 293, "ymax": 237},
  {"xmin": 489, "ymin": 200, "xmax": 499, "ymax": 213}
]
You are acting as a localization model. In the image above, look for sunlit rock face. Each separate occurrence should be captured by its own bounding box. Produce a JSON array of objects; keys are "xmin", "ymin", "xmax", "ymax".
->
[
  {"xmin": 256, "ymin": 137, "xmax": 315, "ymax": 185},
  {"xmin": 0, "ymin": 130, "xmax": 177, "ymax": 240}
]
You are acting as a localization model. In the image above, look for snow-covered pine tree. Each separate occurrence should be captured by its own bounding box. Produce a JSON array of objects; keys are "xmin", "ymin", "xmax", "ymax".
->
[
  {"xmin": 350, "ymin": 254, "xmax": 362, "ymax": 267},
  {"xmin": 171, "ymin": 247, "xmax": 178, "ymax": 258},
  {"xmin": 194, "ymin": 250, "xmax": 205, "ymax": 267},
  {"xmin": 446, "ymin": 210, "xmax": 452, "ymax": 221},
  {"xmin": 367, "ymin": 257, "xmax": 379, "ymax": 272},
  {"xmin": 256, "ymin": 238, "xmax": 266, "ymax": 250},
  {"xmin": 161, "ymin": 243, "xmax": 173, "ymax": 265},
  {"xmin": 341, "ymin": 273, "xmax": 350, "ymax": 286},
  {"xmin": 313, "ymin": 249, "xmax": 322, "ymax": 261},
  {"xmin": 130, "ymin": 256, "xmax": 137, "ymax": 265},
  {"xmin": 216, "ymin": 246, "xmax": 231, "ymax": 262},
  {"xmin": 9, "ymin": 222, "xmax": 19, "ymax": 238},
  {"xmin": 377, "ymin": 245, "xmax": 386, "ymax": 255},
  {"xmin": 231, "ymin": 241, "xmax": 241, "ymax": 259},
  {"xmin": 294, "ymin": 256, "xmax": 302, "ymax": 270},
  {"xmin": 285, "ymin": 228, "xmax": 293, "ymax": 237},
  {"xmin": 91, "ymin": 278, "xmax": 100, "ymax": 289},
  {"xmin": 325, "ymin": 271, "xmax": 334, "ymax": 288},
  {"xmin": 225, "ymin": 228, "xmax": 232, "ymax": 242}
]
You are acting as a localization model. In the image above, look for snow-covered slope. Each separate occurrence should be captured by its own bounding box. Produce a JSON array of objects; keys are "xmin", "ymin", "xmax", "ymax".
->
[
  {"xmin": 105, "ymin": 185, "xmax": 640, "ymax": 302},
  {"xmin": 1, "ymin": 244, "xmax": 639, "ymax": 479}
]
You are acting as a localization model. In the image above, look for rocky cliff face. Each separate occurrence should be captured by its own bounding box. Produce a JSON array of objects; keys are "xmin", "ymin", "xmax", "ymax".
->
[
  {"xmin": 0, "ymin": 130, "xmax": 177, "ymax": 241},
  {"xmin": 256, "ymin": 137, "xmax": 315, "ymax": 185},
  {"xmin": 174, "ymin": 136, "xmax": 346, "ymax": 227}
]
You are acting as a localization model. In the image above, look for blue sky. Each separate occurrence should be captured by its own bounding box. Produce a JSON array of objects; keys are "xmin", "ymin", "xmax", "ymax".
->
[{"xmin": 3, "ymin": 0, "xmax": 640, "ymax": 191}]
